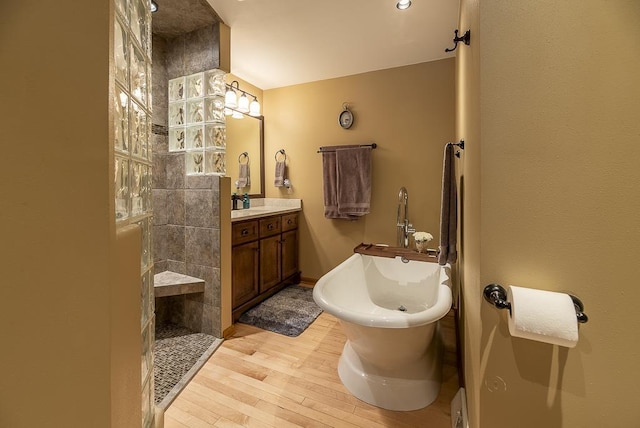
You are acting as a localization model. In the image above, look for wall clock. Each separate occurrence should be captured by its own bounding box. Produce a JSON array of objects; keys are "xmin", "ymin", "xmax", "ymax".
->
[{"xmin": 339, "ymin": 104, "xmax": 354, "ymax": 129}]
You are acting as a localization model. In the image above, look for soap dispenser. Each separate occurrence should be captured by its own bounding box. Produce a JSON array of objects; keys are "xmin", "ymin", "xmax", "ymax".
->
[
  {"xmin": 232, "ymin": 193, "xmax": 240, "ymax": 210},
  {"xmin": 242, "ymin": 193, "xmax": 250, "ymax": 209}
]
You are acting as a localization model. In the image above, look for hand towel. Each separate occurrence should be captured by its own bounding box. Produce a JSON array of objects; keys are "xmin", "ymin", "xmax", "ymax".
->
[
  {"xmin": 438, "ymin": 143, "xmax": 458, "ymax": 265},
  {"xmin": 274, "ymin": 160, "xmax": 286, "ymax": 187},
  {"xmin": 336, "ymin": 147, "xmax": 371, "ymax": 217},
  {"xmin": 238, "ymin": 162, "xmax": 250, "ymax": 188}
]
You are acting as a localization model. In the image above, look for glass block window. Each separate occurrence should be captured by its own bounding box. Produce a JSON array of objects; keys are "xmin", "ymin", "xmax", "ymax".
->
[{"xmin": 168, "ymin": 69, "xmax": 227, "ymax": 176}]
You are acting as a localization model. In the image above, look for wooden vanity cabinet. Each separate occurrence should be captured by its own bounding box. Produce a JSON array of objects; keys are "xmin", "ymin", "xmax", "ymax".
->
[{"xmin": 232, "ymin": 212, "xmax": 300, "ymax": 321}]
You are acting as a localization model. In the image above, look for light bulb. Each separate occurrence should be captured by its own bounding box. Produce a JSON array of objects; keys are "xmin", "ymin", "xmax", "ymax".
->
[
  {"xmin": 232, "ymin": 111, "xmax": 244, "ymax": 119},
  {"xmin": 249, "ymin": 98, "xmax": 261, "ymax": 116},
  {"xmin": 224, "ymin": 108, "xmax": 232, "ymax": 116},
  {"xmin": 238, "ymin": 93, "xmax": 250, "ymax": 112},
  {"xmin": 396, "ymin": 0, "xmax": 411, "ymax": 10},
  {"xmin": 224, "ymin": 88, "xmax": 237, "ymax": 108}
]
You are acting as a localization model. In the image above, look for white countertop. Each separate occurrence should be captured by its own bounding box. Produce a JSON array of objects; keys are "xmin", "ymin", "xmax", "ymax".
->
[{"xmin": 231, "ymin": 198, "xmax": 302, "ymax": 222}]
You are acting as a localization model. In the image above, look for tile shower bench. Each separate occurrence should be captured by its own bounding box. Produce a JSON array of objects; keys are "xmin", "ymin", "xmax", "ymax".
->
[{"xmin": 154, "ymin": 271, "xmax": 205, "ymax": 298}]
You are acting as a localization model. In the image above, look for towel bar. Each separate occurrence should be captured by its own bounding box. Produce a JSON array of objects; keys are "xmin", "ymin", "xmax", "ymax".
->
[
  {"xmin": 317, "ymin": 143, "xmax": 377, "ymax": 153},
  {"xmin": 482, "ymin": 284, "xmax": 588, "ymax": 323}
]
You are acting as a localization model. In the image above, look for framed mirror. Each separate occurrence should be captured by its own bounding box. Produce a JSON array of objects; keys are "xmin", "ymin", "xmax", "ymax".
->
[{"xmin": 225, "ymin": 111, "xmax": 264, "ymax": 197}]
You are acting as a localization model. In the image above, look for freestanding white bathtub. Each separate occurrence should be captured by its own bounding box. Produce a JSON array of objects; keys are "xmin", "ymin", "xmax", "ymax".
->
[{"xmin": 313, "ymin": 252, "xmax": 452, "ymax": 411}]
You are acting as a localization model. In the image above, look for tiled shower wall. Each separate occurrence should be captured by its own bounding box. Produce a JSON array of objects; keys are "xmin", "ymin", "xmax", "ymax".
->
[{"xmin": 152, "ymin": 26, "xmax": 224, "ymax": 337}]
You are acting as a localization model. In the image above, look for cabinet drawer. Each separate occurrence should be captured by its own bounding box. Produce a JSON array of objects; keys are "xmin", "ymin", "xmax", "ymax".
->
[
  {"xmin": 232, "ymin": 220, "xmax": 259, "ymax": 245},
  {"xmin": 281, "ymin": 213, "xmax": 298, "ymax": 232},
  {"xmin": 259, "ymin": 216, "xmax": 281, "ymax": 237}
]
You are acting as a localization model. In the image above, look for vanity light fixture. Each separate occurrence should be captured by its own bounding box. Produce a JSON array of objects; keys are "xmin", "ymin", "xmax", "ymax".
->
[
  {"xmin": 396, "ymin": 0, "xmax": 411, "ymax": 10},
  {"xmin": 150, "ymin": 0, "xmax": 158, "ymax": 12},
  {"xmin": 225, "ymin": 80, "xmax": 261, "ymax": 119}
]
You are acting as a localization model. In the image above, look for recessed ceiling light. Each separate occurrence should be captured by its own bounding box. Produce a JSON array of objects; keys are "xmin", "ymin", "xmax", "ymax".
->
[{"xmin": 396, "ymin": 0, "xmax": 411, "ymax": 10}]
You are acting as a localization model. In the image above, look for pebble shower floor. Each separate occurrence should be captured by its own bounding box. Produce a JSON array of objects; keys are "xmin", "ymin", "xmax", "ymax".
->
[{"xmin": 154, "ymin": 324, "xmax": 217, "ymax": 404}]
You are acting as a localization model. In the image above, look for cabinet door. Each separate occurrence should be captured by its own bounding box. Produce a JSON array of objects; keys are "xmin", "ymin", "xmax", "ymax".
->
[
  {"xmin": 232, "ymin": 241, "xmax": 260, "ymax": 309},
  {"xmin": 281, "ymin": 229, "xmax": 299, "ymax": 280},
  {"xmin": 259, "ymin": 234, "xmax": 281, "ymax": 293}
]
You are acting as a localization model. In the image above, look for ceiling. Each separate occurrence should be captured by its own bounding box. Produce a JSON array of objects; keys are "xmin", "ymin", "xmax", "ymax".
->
[{"xmin": 152, "ymin": 0, "xmax": 460, "ymax": 90}]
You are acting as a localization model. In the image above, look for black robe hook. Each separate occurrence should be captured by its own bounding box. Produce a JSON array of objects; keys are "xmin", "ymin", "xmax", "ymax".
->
[{"xmin": 445, "ymin": 29, "xmax": 471, "ymax": 53}]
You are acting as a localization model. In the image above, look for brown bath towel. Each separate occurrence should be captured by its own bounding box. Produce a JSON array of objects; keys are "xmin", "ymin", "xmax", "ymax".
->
[
  {"xmin": 336, "ymin": 147, "xmax": 371, "ymax": 217},
  {"xmin": 322, "ymin": 145, "xmax": 371, "ymax": 219},
  {"xmin": 438, "ymin": 143, "xmax": 458, "ymax": 265}
]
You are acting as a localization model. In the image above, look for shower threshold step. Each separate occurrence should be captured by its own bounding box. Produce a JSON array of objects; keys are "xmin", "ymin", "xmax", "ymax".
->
[{"xmin": 154, "ymin": 271, "xmax": 205, "ymax": 298}]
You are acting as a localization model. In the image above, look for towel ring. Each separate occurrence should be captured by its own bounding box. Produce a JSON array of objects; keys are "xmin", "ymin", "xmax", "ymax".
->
[
  {"xmin": 238, "ymin": 152, "xmax": 249, "ymax": 164},
  {"xmin": 275, "ymin": 149, "xmax": 286, "ymax": 162}
]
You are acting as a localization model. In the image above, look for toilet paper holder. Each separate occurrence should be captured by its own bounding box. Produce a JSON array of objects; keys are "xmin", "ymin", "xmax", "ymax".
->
[{"xmin": 483, "ymin": 284, "xmax": 589, "ymax": 324}]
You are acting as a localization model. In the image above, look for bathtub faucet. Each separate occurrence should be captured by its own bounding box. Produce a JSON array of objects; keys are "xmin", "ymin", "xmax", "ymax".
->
[{"xmin": 396, "ymin": 187, "xmax": 415, "ymax": 248}]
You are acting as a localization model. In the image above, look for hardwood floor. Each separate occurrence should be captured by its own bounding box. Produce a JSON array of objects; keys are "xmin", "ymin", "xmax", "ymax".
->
[{"xmin": 164, "ymin": 312, "xmax": 459, "ymax": 428}]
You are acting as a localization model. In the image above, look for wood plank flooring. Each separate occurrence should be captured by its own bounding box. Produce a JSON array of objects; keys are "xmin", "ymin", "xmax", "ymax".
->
[{"xmin": 164, "ymin": 312, "xmax": 459, "ymax": 428}]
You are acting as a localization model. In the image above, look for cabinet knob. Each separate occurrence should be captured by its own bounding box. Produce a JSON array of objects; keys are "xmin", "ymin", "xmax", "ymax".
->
[
  {"xmin": 241, "ymin": 228, "xmax": 249, "ymax": 236},
  {"xmin": 287, "ymin": 219, "xmax": 293, "ymax": 225},
  {"xmin": 268, "ymin": 223, "xmax": 274, "ymax": 230}
]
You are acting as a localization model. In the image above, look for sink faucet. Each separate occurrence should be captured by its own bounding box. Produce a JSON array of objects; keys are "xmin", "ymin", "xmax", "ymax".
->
[{"xmin": 396, "ymin": 187, "xmax": 415, "ymax": 248}]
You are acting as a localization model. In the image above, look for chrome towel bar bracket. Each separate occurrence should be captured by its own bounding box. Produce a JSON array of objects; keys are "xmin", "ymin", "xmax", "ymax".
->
[{"xmin": 482, "ymin": 284, "xmax": 588, "ymax": 324}]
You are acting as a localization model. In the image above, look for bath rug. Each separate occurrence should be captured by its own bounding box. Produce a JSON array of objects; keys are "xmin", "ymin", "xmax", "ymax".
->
[{"xmin": 238, "ymin": 285, "xmax": 323, "ymax": 337}]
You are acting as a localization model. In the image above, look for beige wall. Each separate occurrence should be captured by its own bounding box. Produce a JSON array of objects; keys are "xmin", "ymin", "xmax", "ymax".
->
[
  {"xmin": 112, "ymin": 225, "xmax": 142, "ymax": 427},
  {"xmin": 459, "ymin": 0, "xmax": 640, "ymax": 426},
  {"xmin": 0, "ymin": 0, "xmax": 118, "ymax": 426},
  {"xmin": 263, "ymin": 60, "xmax": 455, "ymax": 279}
]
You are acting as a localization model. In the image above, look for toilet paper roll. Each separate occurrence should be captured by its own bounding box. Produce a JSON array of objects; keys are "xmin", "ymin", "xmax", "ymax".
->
[{"xmin": 507, "ymin": 285, "xmax": 579, "ymax": 348}]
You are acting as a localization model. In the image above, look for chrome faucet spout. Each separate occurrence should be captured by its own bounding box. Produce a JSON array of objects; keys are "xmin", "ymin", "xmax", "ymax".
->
[{"xmin": 396, "ymin": 187, "xmax": 414, "ymax": 247}]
